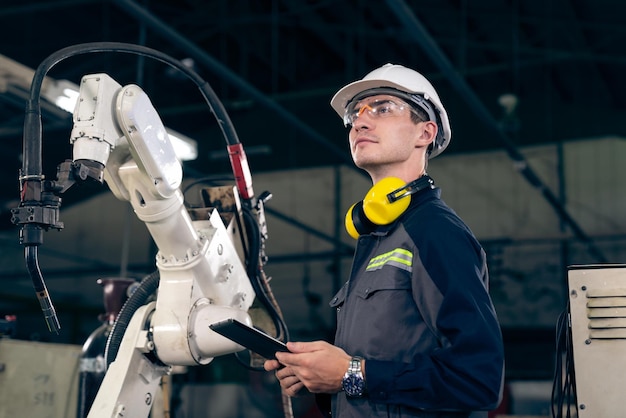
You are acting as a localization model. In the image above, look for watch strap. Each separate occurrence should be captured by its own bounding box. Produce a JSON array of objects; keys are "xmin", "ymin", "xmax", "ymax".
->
[{"xmin": 349, "ymin": 356, "xmax": 363, "ymax": 375}]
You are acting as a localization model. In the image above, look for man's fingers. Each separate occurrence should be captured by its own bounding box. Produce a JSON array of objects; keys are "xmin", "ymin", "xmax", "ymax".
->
[
  {"xmin": 275, "ymin": 366, "xmax": 288, "ymax": 379},
  {"xmin": 283, "ymin": 379, "xmax": 305, "ymax": 397},
  {"xmin": 275, "ymin": 372, "xmax": 305, "ymax": 397},
  {"xmin": 263, "ymin": 359, "xmax": 280, "ymax": 371},
  {"xmin": 285, "ymin": 340, "xmax": 327, "ymax": 353}
]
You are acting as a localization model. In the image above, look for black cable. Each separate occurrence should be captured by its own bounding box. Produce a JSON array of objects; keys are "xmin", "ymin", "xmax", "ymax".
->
[
  {"xmin": 242, "ymin": 206, "xmax": 289, "ymax": 341},
  {"xmin": 551, "ymin": 306, "xmax": 577, "ymax": 418},
  {"xmin": 229, "ymin": 205, "xmax": 289, "ymax": 371},
  {"xmin": 182, "ymin": 176, "xmax": 234, "ymax": 204},
  {"xmin": 104, "ymin": 270, "xmax": 160, "ymax": 368},
  {"xmin": 25, "ymin": 42, "xmax": 241, "ymax": 156}
]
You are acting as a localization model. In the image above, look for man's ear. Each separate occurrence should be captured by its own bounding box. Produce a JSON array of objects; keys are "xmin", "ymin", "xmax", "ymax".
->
[{"xmin": 417, "ymin": 120, "xmax": 438, "ymax": 148}]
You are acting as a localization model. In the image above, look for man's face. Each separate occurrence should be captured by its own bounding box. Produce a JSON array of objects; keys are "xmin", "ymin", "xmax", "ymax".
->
[{"xmin": 346, "ymin": 94, "xmax": 432, "ymax": 172}]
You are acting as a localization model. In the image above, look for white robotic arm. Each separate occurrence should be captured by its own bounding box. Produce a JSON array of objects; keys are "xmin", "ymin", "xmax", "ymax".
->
[
  {"xmin": 71, "ymin": 73, "xmax": 261, "ymax": 417},
  {"xmin": 10, "ymin": 42, "xmax": 290, "ymax": 418}
]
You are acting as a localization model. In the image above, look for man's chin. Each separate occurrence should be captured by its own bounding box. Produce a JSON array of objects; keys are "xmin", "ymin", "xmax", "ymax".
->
[{"xmin": 352, "ymin": 154, "xmax": 377, "ymax": 168}]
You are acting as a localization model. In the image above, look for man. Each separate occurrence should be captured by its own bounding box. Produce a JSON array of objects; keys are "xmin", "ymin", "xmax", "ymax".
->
[{"xmin": 265, "ymin": 63, "xmax": 505, "ymax": 417}]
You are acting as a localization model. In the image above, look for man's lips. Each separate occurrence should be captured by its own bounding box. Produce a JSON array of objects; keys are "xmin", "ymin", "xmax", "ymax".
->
[{"xmin": 352, "ymin": 136, "xmax": 377, "ymax": 148}]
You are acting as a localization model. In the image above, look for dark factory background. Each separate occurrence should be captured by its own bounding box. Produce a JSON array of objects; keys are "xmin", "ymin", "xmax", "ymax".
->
[{"xmin": 1, "ymin": 1, "xmax": 626, "ymax": 417}]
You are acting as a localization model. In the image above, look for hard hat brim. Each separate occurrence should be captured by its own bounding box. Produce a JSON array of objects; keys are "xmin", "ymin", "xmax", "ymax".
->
[{"xmin": 330, "ymin": 78, "xmax": 412, "ymax": 117}]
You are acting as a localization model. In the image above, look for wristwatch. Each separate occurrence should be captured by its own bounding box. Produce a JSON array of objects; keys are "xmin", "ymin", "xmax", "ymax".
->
[{"xmin": 342, "ymin": 356, "xmax": 365, "ymax": 397}]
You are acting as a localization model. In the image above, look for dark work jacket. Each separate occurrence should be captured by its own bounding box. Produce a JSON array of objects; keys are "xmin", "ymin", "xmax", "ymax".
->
[{"xmin": 326, "ymin": 186, "xmax": 504, "ymax": 418}]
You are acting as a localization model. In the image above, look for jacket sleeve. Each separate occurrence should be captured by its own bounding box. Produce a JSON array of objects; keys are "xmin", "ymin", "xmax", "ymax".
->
[{"xmin": 365, "ymin": 216, "xmax": 505, "ymax": 412}]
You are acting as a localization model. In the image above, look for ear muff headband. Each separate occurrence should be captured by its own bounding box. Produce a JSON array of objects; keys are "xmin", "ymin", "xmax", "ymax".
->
[{"xmin": 345, "ymin": 175, "xmax": 435, "ymax": 239}]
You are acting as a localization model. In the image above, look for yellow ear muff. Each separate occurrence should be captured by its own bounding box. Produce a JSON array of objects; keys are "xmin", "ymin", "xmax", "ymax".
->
[
  {"xmin": 362, "ymin": 177, "xmax": 411, "ymax": 225},
  {"xmin": 344, "ymin": 177, "xmax": 412, "ymax": 239}
]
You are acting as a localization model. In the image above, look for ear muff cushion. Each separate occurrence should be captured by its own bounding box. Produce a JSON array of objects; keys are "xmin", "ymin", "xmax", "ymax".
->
[
  {"xmin": 345, "ymin": 202, "xmax": 361, "ymax": 240},
  {"xmin": 345, "ymin": 200, "xmax": 379, "ymax": 239},
  {"xmin": 363, "ymin": 177, "xmax": 411, "ymax": 225}
]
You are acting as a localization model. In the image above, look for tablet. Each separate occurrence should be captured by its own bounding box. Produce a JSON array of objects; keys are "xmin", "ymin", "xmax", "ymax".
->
[{"xmin": 209, "ymin": 318, "xmax": 289, "ymax": 359}]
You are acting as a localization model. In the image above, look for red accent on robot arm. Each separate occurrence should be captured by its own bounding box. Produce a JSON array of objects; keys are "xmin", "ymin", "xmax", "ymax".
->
[{"xmin": 227, "ymin": 143, "xmax": 254, "ymax": 201}]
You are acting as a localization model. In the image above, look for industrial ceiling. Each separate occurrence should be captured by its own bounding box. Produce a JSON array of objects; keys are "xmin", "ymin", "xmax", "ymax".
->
[{"xmin": 1, "ymin": 0, "xmax": 626, "ymax": 228}]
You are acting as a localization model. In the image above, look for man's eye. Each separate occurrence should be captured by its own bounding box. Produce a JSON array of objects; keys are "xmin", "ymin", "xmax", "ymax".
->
[{"xmin": 374, "ymin": 103, "xmax": 393, "ymax": 115}]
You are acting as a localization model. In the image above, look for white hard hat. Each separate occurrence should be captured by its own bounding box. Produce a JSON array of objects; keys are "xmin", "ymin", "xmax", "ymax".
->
[{"xmin": 330, "ymin": 63, "xmax": 451, "ymax": 158}]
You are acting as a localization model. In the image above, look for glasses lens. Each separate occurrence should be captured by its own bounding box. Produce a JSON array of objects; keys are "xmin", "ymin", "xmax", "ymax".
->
[{"xmin": 344, "ymin": 99, "xmax": 411, "ymax": 126}]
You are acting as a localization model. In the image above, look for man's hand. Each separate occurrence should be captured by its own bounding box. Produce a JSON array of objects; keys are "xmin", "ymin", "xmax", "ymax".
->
[{"xmin": 264, "ymin": 341, "xmax": 353, "ymax": 397}]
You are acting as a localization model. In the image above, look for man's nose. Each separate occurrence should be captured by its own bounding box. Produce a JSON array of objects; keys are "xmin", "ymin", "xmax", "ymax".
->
[{"xmin": 353, "ymin": 117, "xmax": 371, "ymax": 131}]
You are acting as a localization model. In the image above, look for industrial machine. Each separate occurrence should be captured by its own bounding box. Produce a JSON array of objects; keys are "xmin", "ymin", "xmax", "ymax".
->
[
  {"xmin": 558, "ymin": 265, "xmax": 626, "ymax": 417},
  {"xmin": 549, "ymin": 264, "xmax": 626, "ymax": 418},
  {"xmin": 10, "ymin": 43, "xmax": 289, "ymax": 418}
]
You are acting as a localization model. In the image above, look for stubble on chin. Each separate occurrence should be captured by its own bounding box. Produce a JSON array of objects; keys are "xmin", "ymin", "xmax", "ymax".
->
[{"xmin": 352, "ymin": 152, "xmax": 378, "ymax": 172}]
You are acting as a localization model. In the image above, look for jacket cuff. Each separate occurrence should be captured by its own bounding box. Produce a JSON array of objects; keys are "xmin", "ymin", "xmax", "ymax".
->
[{"xmin": 362, "ymin": 358, "xmax": 394, "ymax": 401}]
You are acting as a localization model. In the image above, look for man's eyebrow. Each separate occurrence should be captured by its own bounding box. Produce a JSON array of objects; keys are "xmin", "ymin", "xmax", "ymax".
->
[{"xmin": 356, "ymin": 98, "xmax": 395, "ymax": 107}]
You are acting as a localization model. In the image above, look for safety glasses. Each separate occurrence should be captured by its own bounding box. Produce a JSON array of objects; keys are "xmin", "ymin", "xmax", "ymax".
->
[{"xmin": 343, "ymin": 97, "xmax": 422, "ymax": 126}]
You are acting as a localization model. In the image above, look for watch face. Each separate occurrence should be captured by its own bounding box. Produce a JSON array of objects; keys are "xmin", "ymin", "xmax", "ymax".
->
[{"xmin": 342, "ymin": 374, "xmax": 365, "ymax": 397}]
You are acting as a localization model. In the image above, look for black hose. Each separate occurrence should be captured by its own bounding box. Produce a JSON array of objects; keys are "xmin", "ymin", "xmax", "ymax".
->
[
  {"xmin": 104, "ymin": 270, "xmax": 160, "ymax": 368},
  {"xmin": 25, "ymin": 42, "xmax": 242, "ymax": 168},
  {"xmin": 241, "ymin": 206, "xmax": 289, "ymax": 343}
]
